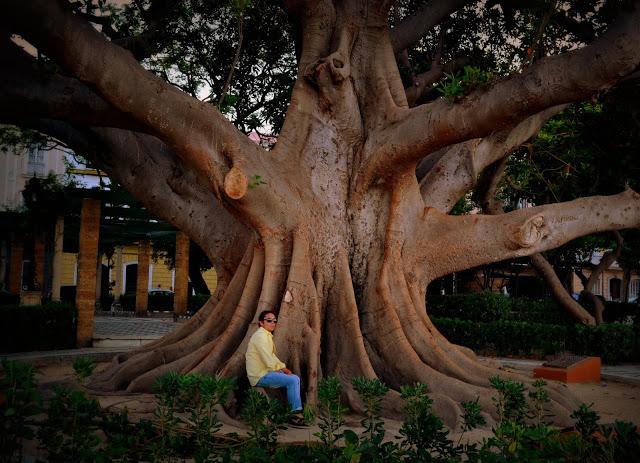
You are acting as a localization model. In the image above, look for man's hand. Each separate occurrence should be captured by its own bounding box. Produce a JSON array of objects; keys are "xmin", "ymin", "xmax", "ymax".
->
[{"xmin": 281, "ymin": 368, "xmax": 292, "ymax": 375}]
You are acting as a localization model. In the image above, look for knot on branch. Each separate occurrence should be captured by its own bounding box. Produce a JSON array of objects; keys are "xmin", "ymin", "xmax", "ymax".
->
[
  {"xmin": 304, "ymin": 24, "xmax": 357, "ymax": 88},
  {"xmin": 507, "ymin": 214, "xmax": 547, "ymax": 249},
  {"xmin": 304, "ymin": 51, "xmax": 351, "ymax": 86},
  {"xmin": 223, "ymin": 166, "xmax": 248, "ymax": 200}
]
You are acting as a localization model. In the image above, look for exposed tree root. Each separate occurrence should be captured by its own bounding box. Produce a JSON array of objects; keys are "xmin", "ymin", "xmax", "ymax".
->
[{"xmin": 88, "ymin": 230, "xmax": 580, "ymax": 428}]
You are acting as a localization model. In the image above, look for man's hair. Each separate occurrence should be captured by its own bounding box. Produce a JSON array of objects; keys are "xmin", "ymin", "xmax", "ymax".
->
[{"xmin": 258, "ymin": 310, "xmax": 276, "ymax": 322}]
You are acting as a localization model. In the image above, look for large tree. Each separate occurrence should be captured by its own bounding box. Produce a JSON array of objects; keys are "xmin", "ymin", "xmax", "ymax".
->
[{"xmin": 3, "ymin": 0, "xmax": 640, "ymax": 426}]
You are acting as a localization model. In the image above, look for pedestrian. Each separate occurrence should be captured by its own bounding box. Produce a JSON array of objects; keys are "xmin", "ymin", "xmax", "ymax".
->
[{"xmin": 245, "ymin": 310, "xmax": 305, "ymax": 425}]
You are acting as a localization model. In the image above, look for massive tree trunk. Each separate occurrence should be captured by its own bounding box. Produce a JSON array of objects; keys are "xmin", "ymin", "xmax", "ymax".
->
[{"xmin": 4, "ymin": 0, "xmax": 640, "ymax": 428}]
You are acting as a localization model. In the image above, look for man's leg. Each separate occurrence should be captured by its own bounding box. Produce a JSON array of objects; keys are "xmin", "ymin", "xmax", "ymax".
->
[{"xmin": 256, "ymin": 371, "xmax": 302, "ymax": 412}]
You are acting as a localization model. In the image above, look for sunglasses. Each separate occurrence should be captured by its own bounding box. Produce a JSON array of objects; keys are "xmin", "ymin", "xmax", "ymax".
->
[{"xmin": 263, "ymin": 318, "xmax": 278, "ymax": 323}]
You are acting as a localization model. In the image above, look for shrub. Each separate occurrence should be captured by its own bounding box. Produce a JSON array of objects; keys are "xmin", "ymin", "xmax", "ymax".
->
[
  {"xmin": 433, "ymin": 317, "xmax": 639, "ymax": 363},
  {"xmin": 602, "ymin": 301, "xmax": 639, "ymax": 323},
  {"xmin": 428, "ymin": 291, "xmax": 511, "ymax": 322},
  {"xmin": 0, "ymin": 360, "xmax": 42, "ymax": 462},
  {"xmin": 0, "ymin": 302, "xmax": 76, "ymax": 353},
  {"xmin": 0, "ymin": 291, "xmax": 19, "ymax": 306}
]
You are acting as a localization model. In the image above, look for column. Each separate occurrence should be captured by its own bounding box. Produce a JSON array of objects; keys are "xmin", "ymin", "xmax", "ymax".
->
[
  {"xmin": 135, "ymin": 239, "xmax": 150, "ymax": 314},
  {"xmin": 51, "ymin": 216, "xmax": 64, "ymax": 301},
  {"xmin": 8, "ymin": 236, "xmax": 24, "ymax": 295},
  {"xmin": 174, "ymin": 231, "xmax": 189, "ymax": 316},
  {"xmin": 113, "ymin": 246, "xmax": 123, "ymax": 300},
  {"xmin": 76, "ymin": 198, "xmax": 101, "ymax": 347}
]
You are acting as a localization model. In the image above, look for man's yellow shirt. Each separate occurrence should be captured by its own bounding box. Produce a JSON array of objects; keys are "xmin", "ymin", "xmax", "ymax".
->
[{"xmin": 245, "ymin": 326, "xmax": 286, "ymax": 386}]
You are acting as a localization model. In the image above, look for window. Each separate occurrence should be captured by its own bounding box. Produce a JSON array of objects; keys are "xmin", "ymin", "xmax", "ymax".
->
[
  {"xmin": 27, "ymin": 147, "xmax": 45, "ymax": 177},
  {"xmin": 591, "ymin": 278, "xmax": 602, "ymax": 295},
  {"xmin": 630, "ymin": 279, "xmax": 640, "ymax": 302}
]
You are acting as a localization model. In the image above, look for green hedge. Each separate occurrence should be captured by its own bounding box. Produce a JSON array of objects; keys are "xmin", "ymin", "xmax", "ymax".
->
[
  {"xmin": 433, "ymin": 317, "xmax": 640, "ymax": 364},
  {"xmin": 428, "ymin": 291, "xmax": 638, "ymax": 325},
  {"xmin": 0, "ymin": 302, "xmax": 76, "ymax": 353}
]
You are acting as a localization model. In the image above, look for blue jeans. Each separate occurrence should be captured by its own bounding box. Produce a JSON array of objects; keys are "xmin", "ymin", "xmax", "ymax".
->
[{"xmin": 256, "ymin": 371, "xmax": 302, "ymax": 412}]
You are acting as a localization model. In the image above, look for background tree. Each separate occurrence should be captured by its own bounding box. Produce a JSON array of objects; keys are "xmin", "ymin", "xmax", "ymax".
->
[
  {"xmin": 3, "ymin": 0, "xmax": 640, "ymax": 427},
  {"xmin": 497, "ymin": 80, "xmax": 640, "ymax": 323}
]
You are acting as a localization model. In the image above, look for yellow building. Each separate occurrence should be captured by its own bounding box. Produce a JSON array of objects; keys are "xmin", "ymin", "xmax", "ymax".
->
[{"xmin": 59, "ymin": 244, "xmax": 217, "ymax": 297}]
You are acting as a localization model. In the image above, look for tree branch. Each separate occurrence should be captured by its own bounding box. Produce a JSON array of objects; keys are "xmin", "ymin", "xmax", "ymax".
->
[
  {"xmin": 390, "ymin": 0, "xmax": 469, "ymax": 53},
  {"xmin": 419, "ymin": 105, "xmax": 565, "ymax": 211},
  {"xmin": 6, "ymin": 0, "xmax": 264, "ymax": 197},
  {"xmin": 470, "ymin": 145, "xmax": 596, "ymax": 325},
  {"xmin": 530, "ymin": 253, "xmax": 596, "ymax": 325},
  {"xmin": 0, "ymin": 40, "xmax": 144, "ymax": 131},
  {"xmin": 366, "ymin": 4, "xmax": 640, "ymax": 185},
  {"xmin": 417, "ymin": 190, "xmax": 640, "ymax": 280},
  {"xmin": 31, "ymin": 119, "xmax": 251, "ymax": 275}
]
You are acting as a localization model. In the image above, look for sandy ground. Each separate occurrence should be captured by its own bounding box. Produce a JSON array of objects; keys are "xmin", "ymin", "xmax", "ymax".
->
[{"xmin": 22, "ymin": 361, "xmax": 637, "ymax": 446}]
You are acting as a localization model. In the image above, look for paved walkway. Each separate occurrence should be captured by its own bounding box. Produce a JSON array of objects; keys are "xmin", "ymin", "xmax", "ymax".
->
[{"xmin": 2, "ymin": 315, "xmax": 640, "ymax": 385}]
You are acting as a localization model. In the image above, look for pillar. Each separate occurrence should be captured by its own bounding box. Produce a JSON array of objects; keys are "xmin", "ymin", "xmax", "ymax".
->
[
  {"xmin": 8, "ymin": 236, "xmax": 24, "ymax": 295},
  {"xmin": 174, "ymin": 231, "xmax": 189, "ymax": 316},
  {"xmin": 51, "ymin": 216, "xmax": 64, "ymax": 301},
  {"xmin": 113, "ymin": 246, "xmax": 123, "ymax": 300},
  {"xmin": 76, "ymin": 198, "xmax": 101, "ymax": 347},
  {"xmin": 135, "ymin": 239, "xmax": 150, "ymax": 314}
]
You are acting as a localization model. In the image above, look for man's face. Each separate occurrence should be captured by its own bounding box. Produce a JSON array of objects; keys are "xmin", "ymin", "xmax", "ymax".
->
[{"xmin": 259, "ymin": 313, "xmax": 277, "ymax": 333}]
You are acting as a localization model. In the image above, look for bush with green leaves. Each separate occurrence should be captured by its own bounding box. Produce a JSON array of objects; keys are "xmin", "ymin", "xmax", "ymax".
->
[
  {"xmin": 315, "ymin": 376, "xmax": 347, "ymax": 450},
  {"xmin": 151, "ymin": 372, "xmax": 187, "ymax": 461},
  {"xmin": 398, "ymin": 383, "xmax": 458, "ymax": 462},
  {"xmin": 436, "ymin": 66, "xmax": 494, "ymax": 103},
  {"xmin": 0, "ymin": 360, "xmax": 42, "ymax": 463},
  {"xmin": 38, "ymin": 387, "xmax": 103, "ymax": 463},
  {"xmin": 72, "ymin": 358, "xmax": 95, "ymax": 385},
  {"xmin": 350, "ymin": 377, "xmax": 402, "ymax": 462},
  {"xmin": 433, "ymin": 317, "xmax": 639, "ymax": 363},
  {"xmin": 3, "ymin": 360, "xmax": 640, "ymax": 462},
  {"xmin": 0, "ymin": 302, "xmax": 76, "ymax": 353},
  {"xmin": 173, "ymin": 373, "xmax": 235, "ymax": 462},
  {"xmin": 240, "ymin": 388, "xmax": 289, "ymax": 457}
]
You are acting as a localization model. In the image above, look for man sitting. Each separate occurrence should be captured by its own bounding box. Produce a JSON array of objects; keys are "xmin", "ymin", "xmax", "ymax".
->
[{"xmin": 245, "ymin": 310, "xmax": 305, "ymax": 425}]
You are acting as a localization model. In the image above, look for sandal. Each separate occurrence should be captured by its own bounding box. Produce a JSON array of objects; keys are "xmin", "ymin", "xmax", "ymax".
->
[{"xmin": 288, "ymin": 414, "xmax": 307, "ymax": 427}]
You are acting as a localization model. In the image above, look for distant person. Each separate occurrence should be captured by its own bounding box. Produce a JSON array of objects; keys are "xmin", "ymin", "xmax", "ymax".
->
[{"xmin": 245, "ymin": 310, "xmax": 305, "ymax": 425}]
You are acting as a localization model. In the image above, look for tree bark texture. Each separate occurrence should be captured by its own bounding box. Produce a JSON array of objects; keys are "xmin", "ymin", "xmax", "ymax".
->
[{"xmin": 4, "ymin": 0, "xmax": 640, "ymax": 428}]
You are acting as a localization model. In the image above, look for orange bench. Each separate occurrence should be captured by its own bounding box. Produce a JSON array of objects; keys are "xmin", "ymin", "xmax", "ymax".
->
[{"xmin": 533, "ymin": 356, "xmax": 601, "ymax": 383}]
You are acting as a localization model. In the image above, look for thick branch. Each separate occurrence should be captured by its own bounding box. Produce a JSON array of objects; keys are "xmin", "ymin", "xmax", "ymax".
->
[
  {"xmin": 472, "ymin": 149, "xmax": 596, "ymax": 325},
  {"xmin": 390, "ymin": 0, "xmax": 468, "ymax": 53},
  {"xmin": 530, "ymin": 253, "xmax": 596, "ymax": 325},
  {"xmin": 6, "ymin": 0, "xmax": 263, "ymax": 196},
  {"xmin": 0, "ymin": 41, "xmax": 143, "ymax": 131},
  {"xmin": 31, "ymin": 119, "xmax": 250, "ymax": 274},
  {"xmin": 419, "ymin": 106, "xmax": 565, "ymax": 211},
  {"xmin": 418, "ymin": 190, "xmax": 640, "ymax": 279},
  {"xmin": 369, "ymin": 4, "xmax": 640, "ymax": 182}
]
